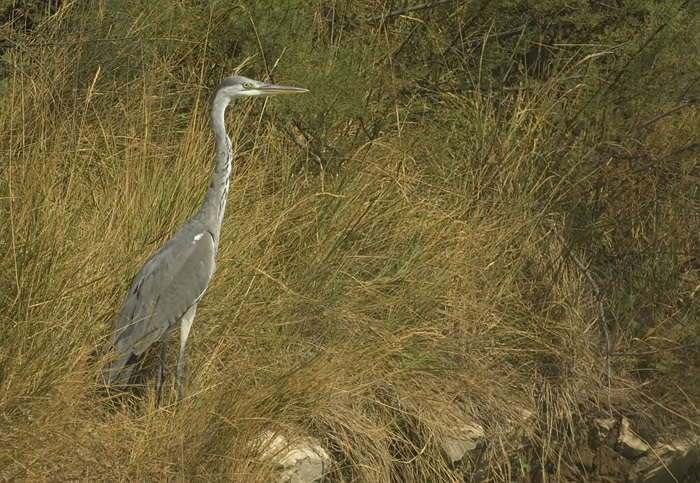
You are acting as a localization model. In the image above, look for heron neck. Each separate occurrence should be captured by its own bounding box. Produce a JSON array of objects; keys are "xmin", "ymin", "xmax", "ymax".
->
[{"xmin": 198, "ymin": 95, "xmax": 233, "ymax": 246}]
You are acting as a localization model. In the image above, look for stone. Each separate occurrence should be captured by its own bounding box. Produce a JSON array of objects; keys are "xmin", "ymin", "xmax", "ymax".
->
[
  {"xmin": 256, "ymin": 430, "xmax": 332, "ymax": 483},
  {"xmin": 437, "ymin": 422, "xmax": 485, "ymax": 465},
  {"xmin": 629, "ymin": 437, "xmax": 700, "ymax": 483},
  {"xmin": 590, "ymin": 417, "xmax": 616, "ymax": 447},
  {"xmin": 616, "ymin": 417, "xmax": 650, "ymax": 459}
]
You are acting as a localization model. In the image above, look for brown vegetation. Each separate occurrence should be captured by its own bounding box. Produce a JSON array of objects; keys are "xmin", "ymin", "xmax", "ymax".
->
[{"xmin": 1, "ymin": 0, "xmax": 698, "ymax": 480}]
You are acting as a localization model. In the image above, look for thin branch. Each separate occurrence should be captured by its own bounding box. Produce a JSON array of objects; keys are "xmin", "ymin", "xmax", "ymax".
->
[
  {"xmin": 543, "ymin": 223, "xmax": 607, "ymax": 328},
  {"xmin": 594, "ymin": 102, "xmax": 700, "ymax": 171},
  {"xmin": 543, "ymin": 221, "xmax": 612, "ymax": 416},
  {"xmin": 364, "ymin": 0, "xmax": 454, "ymax": 22},
  {"xmin": 611, "ymin": 342, "xmax": 699, "ymax": 357},
  {"xmin": 459, "ymin": 22, "xmax": 529, "ymax": 49},
  {"xmin": 567, "ymin": 19, "xmax": 670, "ymax": 128},
  {"xmin": 409, "ymin": 75, "xmax": 585, "ymax": 96},
  {"xmin": 0, "ymin": 33, "xmax": 199, "ymax": 49},
  {"xmin": 630, "ymin": 98, "xmax": 700, "ymax": 139},
  {"xmin": 668, "ymin": 141, "xmax": 700, "ymax": 157}
]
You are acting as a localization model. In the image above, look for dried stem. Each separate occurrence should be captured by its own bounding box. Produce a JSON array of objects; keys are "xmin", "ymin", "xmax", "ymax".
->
[{"xmin": 543, "ymin": 221, "xmax": 612, "ymax": 416}]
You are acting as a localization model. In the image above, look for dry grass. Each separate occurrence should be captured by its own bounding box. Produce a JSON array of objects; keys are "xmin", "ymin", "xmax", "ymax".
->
[{"xmin": 1, "ymin": 1, "xmax": 699, "ymax": 481}]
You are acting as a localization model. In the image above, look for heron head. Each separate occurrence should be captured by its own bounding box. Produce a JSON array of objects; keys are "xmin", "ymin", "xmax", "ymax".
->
[{"xmin": 217, "ymin": 75, "xmax": 309, "ymax": 100}]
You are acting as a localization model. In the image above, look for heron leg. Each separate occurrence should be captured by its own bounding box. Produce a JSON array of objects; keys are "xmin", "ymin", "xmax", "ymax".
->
[
  {"xmin": 155, "ymin": 333, "xmax": 171, "ymax": 406},
  {"xmin": 177, "ymin": 304, "xmax": 197, "ymax": 400}
]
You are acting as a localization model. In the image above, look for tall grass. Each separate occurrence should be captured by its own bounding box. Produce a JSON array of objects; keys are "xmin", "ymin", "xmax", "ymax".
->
[{"xmin": 1, "ymin": 0, "xmax": 698, "ymax": 481}]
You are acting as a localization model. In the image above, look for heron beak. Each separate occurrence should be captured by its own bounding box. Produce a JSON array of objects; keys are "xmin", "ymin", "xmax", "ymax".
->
[{"xmin": 257, "ymin": 83, "xmax": 309, "ymax": 95}]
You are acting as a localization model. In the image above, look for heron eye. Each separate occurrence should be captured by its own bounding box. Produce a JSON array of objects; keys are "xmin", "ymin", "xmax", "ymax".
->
[{"xmin": 242, "ymin": 82, "xmax": 252, "ymax": 89}]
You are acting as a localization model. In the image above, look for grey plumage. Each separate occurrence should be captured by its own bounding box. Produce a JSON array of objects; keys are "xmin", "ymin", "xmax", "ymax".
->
[{"xmin": 100, "ymin": 75, "xmax": 308, "ymax": 402}]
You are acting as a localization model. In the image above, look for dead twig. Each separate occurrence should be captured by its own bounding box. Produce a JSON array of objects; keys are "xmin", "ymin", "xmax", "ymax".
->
[
  {"xmin": 458, "ymin": 22, "xmax": 529, "ymax": 49},
  {"xmin": 543, "ymin": 221, "xmax": 613, "ymax": 416},
  {"xmin": 630, "ymin": 98, "xmax": 699, "ymax": 139},
  {"xmin": 594, "ymin": 100, "xmax": 699, "ymax": 170},
  {"xmin": 611, "ymin": 342, "xmax": 699, "ymax": 357},
  {"xmin": 408, "ymin": 74, "xmax": 585, "ymax": 96},
  {"xmin": 364, "ymin": 0, "xmax": 454, "ymax": 23}
]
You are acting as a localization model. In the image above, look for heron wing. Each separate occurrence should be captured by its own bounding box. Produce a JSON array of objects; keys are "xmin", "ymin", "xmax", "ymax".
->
[{"xmin": 101, "ymin": 227, "xmax": 216, "ymax": 385}]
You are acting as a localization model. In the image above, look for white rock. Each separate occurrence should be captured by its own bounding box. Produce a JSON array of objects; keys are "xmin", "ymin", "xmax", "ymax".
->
[
  {"xmin": 616, "ymin": 417, "xmax": 650, "ymax": 459},
  {"xmin": 629, "ymin": 437, "xmax": 700, "ymax": 483},
  {"xmin": 438, "ymin": 422, "xmax": 485, "ymax": 465},
  {"xmin": 256, "ymin": 430, "xmax": 332, "ymax": 483}
]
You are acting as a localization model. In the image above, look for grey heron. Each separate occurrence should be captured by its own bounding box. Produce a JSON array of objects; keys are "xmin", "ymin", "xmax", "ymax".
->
[{"xmin": 99, "ymin": 75, "xmax": 308, "ymax": 403}]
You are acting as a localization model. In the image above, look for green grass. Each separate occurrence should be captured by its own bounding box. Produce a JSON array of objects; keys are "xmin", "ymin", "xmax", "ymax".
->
[{"xmin": 1, "ymin": 0, "xmax": 699, "ymax": 481}]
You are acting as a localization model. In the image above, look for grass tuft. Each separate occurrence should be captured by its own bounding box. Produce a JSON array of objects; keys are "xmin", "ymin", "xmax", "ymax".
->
[{"xmin": 1, "ymin": 0, "xmax": 698, "ymax": 480}]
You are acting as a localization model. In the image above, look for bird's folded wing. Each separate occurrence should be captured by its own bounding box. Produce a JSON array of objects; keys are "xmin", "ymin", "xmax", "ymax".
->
[{"xmin": 103, "ymin": 229, "xmax": 216, "ymax": 360}]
